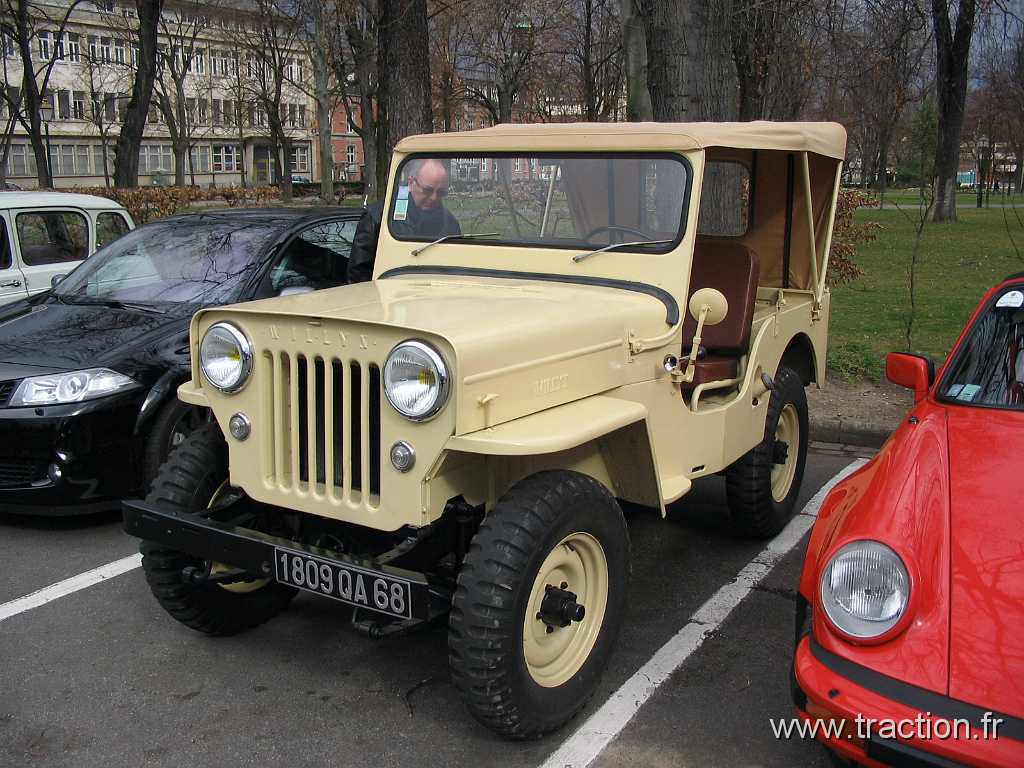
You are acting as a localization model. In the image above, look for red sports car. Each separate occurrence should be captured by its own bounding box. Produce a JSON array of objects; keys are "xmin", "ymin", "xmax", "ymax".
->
[{"xmin": 793, "ymin": 272, "xmax": 1024, "ymax": 767}]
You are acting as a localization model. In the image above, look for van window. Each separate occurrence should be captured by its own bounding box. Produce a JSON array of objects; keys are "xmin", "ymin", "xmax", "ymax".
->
[
  {"xmin": 0, "ymin": 219, "xmax": 11, "ymax": 270},
  {"xmin": 96, "ymin": 211, "xmax": 131, "ymax": 250},
  {"xmin": 15, "ymin": 211, "xmax": 89, "ymax": 265}
]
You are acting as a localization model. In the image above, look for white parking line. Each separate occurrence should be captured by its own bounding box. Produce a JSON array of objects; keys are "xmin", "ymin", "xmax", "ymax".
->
[
  {"xmin": 540, "ymin": 458, "xmax": 869, "ymax": 768},
  {"xmin": 0, "ymin": 553, "xmax": 142, "ymax": 623}
]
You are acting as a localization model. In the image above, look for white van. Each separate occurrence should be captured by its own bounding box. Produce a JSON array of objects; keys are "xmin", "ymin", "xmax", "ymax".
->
[{"xmin": 0, "ymin": 192, "xmax": 135, "ymax": 305}]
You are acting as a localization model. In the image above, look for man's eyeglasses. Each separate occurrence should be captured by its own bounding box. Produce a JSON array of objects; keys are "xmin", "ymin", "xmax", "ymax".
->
[{"xmin": 412, "ymin": 177, "xmax": 449, "ymax": 198}]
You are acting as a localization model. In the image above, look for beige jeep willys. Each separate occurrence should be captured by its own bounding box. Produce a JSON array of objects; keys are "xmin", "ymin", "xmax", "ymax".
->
[{"xmin": 124, "ymin": 121, "xmax": 846, "ymax": 738}]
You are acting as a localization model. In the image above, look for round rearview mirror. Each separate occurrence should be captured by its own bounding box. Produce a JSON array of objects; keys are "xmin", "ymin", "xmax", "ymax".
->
[
  {"xmin": 688, "ymin": 287, "xmax": 729, "ymax": 326},
  {"xmin": 51, "ymin": 274, "xmax": 66, "ymax": 288}
]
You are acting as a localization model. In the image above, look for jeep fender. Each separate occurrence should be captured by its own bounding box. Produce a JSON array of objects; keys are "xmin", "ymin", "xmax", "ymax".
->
[{"xmin": 430, "ymin": 395, "xmax": 664, "ymax": 515}]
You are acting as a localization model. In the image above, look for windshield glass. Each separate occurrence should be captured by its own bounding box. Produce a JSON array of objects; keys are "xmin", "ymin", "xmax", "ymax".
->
[
  {"xmin": 939, "ymin": 285, "xmax": 1024, "ymax": 409},
  {"xmin": 54, "ymin": 218, "xmax": 281, "ymax": 305},
  {"xmin": 387, "ymin": 154, "xmax": 689, "ymax": 251}
]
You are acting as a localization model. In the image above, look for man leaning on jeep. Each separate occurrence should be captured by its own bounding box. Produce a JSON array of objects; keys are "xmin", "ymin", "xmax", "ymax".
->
[{"xmin": 347, "ymin": 158, "xmax": 462, "ymax": 283}]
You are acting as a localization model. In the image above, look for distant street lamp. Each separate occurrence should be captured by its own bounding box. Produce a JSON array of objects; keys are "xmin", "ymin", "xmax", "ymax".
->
[{"xmin": 39, "ymin": 100, "xmax": 54, "ymax": 187}]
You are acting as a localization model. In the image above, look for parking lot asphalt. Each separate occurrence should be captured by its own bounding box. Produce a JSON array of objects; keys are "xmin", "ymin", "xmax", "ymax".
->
[{"xmin": 1, "ymin": 447, "xmax": 871, "ymax": 768}]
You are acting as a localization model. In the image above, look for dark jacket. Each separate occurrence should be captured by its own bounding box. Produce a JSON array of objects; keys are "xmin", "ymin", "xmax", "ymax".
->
[{"xmin": 347, "ymin": 198, "xmax": 462, "ymax": 283}]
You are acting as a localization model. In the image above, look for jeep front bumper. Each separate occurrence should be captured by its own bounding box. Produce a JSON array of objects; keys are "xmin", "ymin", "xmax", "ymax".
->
[{"xmin": 122, "ymin": 499, "xmax": 451, "ymax": 622}]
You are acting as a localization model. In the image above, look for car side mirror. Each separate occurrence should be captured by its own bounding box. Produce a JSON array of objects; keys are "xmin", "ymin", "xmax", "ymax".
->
[
  {"xmin": 51, "ymin": 274, "xmax": 66, "ymax": 288},
  {"xmin": 688, "ymin": 287, "xmax": 729, "ymax": 325},
  {"xmin": 886, "ymin": 352, "xmax": 935, "ymax": 403},
  {"xmin": 278, "ymin": 285, "xmax": 314, "ymax": 297}
]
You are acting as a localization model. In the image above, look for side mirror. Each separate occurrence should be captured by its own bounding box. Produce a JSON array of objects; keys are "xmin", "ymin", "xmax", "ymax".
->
[
  {"xmin": 886, "ymin": 352, "xmax": 935, "ymax": 403},
  {"xmin": 51, "ymin": 274, "xmax": 66, "ymax": 288},
  {"xmin": 688, "ymin": 287, "xmax": 729, "ymax": 325}
]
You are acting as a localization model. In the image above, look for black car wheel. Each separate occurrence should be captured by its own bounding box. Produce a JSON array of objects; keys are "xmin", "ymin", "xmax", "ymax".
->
[{"xmin": 140, "ymin": 424, "xmax": 296, "ymax": 636}]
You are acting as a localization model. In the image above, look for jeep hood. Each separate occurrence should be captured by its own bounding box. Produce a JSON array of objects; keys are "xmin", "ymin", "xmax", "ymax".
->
[{"xmin": 205, "ymin": 274, "xmax": 673, "ymax": 433}]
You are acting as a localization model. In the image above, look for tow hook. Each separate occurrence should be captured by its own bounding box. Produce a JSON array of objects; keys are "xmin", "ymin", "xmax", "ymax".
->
[
  {"xmin": 538, "ymin": 584, "xmax": 585, "ymax": 630},
  {"xmin": 181, "ymin": 564, "xmax": 251, "ymax": 586},
  {"xmin": 772, "ymin": 440, "xmax": 790, "ymax": 465}
]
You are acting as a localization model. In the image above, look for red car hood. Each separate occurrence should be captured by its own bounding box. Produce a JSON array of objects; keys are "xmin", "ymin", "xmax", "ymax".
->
[{"xmin": 947, "ymin": 405, "xmax": 1024, "ymax": 719}]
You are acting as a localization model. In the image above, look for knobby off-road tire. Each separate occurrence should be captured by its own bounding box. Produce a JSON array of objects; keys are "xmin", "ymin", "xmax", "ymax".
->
[
  {"xmin": 449, "ymin": 470, "xmax": 630, "ymax": 739},
  {"xmin": 141, "ymin": 398, "xmax": 212, "ymax": 489},
  {"xmin": 726, "ymin": 366, "xmax": 809, "ymax": 538},
  {"xmin": 140, "ymin": 424, "xmax": 296, "ymax": 636}
]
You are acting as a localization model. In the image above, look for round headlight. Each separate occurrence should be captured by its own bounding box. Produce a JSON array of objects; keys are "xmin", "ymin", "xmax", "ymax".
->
[
  {"xmin": 200, "ymin": 322, "xmax": 252, "ymax": 393},
  {"xmin": 383, "ymin": 340, "xmax": 449, "ymax": 420},
  {"xmin": 820, "ymin": 540, "xmax": 910, "ymax": 640}
]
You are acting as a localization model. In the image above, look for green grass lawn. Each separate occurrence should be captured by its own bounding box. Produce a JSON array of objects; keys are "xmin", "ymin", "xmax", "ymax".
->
[{"xmin": 828, "ymin": 205, "xmax": 1024, "ymax": 380}]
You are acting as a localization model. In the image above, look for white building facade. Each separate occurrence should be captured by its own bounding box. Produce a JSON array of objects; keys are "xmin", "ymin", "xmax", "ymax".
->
[{"xmin": 1, "ymin": 1, "xmax": 320, "ymax": 189}]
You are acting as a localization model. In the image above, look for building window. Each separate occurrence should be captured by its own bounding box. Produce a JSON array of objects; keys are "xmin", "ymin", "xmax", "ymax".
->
[
  {"xmin": 114, "ymin": 39, "xmax": 125, "ymax": 65},
  {"xmin": 514, "ymin": 157, "xmax": 521, "ymax": 172},
  {"xmin": 212, "ymin": 144, "xmax": 239, "ymax": 172},
  {"xmin": 197, "ymin": 97, "xmax": 207, "ymax": 124},
  {"xmin": 48, "ymin": 143, "xmax": 93, "ymax": 176},
  {"xmin": 290, "ymin": 145, "xmax": 309, "ymax": 173},
  {"xmin": 480, "ymin": 158, "xmax": 488, "ymax": 174},
  {"xmin": 57, "ymin": 90, "xmax": 71, "ymax": 119},
  {"xmin": 194, "ymin": 48, "xmax": 205, "ymax": 74},
  {"xmin": 298, "ymin": 104, "xmax": 306, "ymax": 128},
  {"xmin": 55, "ymin": 33, "xmax": 65, "ymax": 61},
  {"xmin": 100, "ymin": 37, "xmax": 111, "ymax": 63},
  {"xmin": 66, "ymin": 33, "xmax": 80, "ymax": 63},
  {"xmin": 5, "ymin": 144, "xmax": 37, "ymax": 177},
  {"xmin": 1, "ymin": 31, "xmax": 14, "ymax": 58},
  {"xmin": 190, "ymin": 145, "xmax": 210, "ymax": 173},
  {"xmin": 88, "ymin": 35, "xmax": 98, "ymax": 61},
  {"xmin": 72, "ymin": 91, "xmax": 85, "ymax": 120},
  {"xmin": 39, "ymin": 31, "xmax": 51, "ymax": 60},
  {"xmin": 211, "ymin": 99, "xmax": 221, "ymax": 124},
  {"xmin": 140, "ymin": 144, "xmax": 172, "ymax": 174},
  {"xmin": 346, "ymin": 144, "xmax": 355, "ymax": 164}
]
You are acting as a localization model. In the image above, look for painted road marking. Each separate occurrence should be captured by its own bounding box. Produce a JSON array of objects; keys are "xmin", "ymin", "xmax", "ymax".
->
[
  {"xmin": 0, "ymin": 553, "xmax": 142, "ymax": 623},
  {"xmin": 540, "ymin": 458, "xmax": 869, "ymax": 768}
]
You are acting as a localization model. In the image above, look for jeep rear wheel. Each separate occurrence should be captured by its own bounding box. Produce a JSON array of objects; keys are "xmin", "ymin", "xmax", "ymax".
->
[
  {"xmin": 725, "ymin": 366, "xmax": 809, "ymax": 538},
  {"xmin": 140, "ymin": 424, "xmax": 296, "ymax": 636},
  {"xmin": 449, "ymin": 470, "xmax": 629, "ymax": 739}
]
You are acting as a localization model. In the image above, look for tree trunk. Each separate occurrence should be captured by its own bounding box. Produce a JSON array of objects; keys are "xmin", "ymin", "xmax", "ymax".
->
[
  {"xmin": 114, "ymin": 0, "xmax": 163, "ymax": 188},
  {"xmin": 11, "ymin": 2, "xmax": 51, "ymax": 187},
  {"xmin": 277, "ymin": 131, "xmax": 293, "ymax": 202},
  {"xmin": 621, "ymin": 0, "xmax": 653, "ymax": 121},
  {"xmin": 930, "ymin": 0, "xmax": 976, "ymax": 222},
  {"xmin": 378, "ymin": 0, "xmax": 432, "ymax": 159},
  {"xmin": 313, "ymin": 45, "xmax": 334, "ymax": 202},
  {"xmin": 645, "ymin": 0, "xmax": 688, "ymax": 120},
  {"xmin": 174, "ymin": 138, "xmax": 188, "ymax": 186}
]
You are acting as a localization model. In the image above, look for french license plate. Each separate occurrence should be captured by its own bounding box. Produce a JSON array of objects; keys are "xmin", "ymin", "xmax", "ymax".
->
[{"xmin": 274, "ymin": 547, "xmax": 413, "ymax": 619}]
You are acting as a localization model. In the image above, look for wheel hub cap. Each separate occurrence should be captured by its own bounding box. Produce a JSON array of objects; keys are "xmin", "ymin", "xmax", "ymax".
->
[
  {"xmin": 523, "ymin": 532, "xmax": 609, "ymax": 688},
  {"xmin": 770, "ymin": 403, "xmax": 800, "ymax": 503}
]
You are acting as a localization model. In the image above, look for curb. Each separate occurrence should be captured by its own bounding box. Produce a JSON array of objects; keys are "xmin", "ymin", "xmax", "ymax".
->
[{"xmin": 809, "ymin": 417, "xmax": 891, "ymax": 448}]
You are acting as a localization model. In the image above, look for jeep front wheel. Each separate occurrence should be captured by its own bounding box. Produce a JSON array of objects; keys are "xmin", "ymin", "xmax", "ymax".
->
[
  {"xmin": 725, "ymin": 366, "xmax": 809, "ymax": 538},
  {"xmin": 139, "ymin": 424, "xmax": 296, "ymax": 636},
  {"xmin": 448, "ymin": 470, "xmax": 629, "ymax": 739}
]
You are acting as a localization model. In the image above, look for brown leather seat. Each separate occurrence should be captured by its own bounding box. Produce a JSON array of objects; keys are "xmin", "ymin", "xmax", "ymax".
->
[{"xmin": 681, "ymin": 238, "xmax": 760, "ymax": 390}]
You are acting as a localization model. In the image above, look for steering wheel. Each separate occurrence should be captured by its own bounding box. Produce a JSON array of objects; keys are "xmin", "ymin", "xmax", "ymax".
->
[{"xmin": 583, "ymin": 224, "xmax": 653, "ymax": 242}]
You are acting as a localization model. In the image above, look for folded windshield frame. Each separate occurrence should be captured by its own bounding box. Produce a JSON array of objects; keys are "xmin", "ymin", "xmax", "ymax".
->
[{"xmin": 387, "ymin": 151, "xmax": 693, "ymax": 256}]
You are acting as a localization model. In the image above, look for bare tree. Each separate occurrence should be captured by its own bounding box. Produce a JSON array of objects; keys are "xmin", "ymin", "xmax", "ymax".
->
[
  {"xmin": 113, "ymin": 0, "xmax": 163, "ymax": 188},
  {"xmin": 929, "ymin": 0, "xmax": 977, "ymax": 221},
  {"xmin": 81, "ymin": 49, "xmax": 125, "ymax": 188},
  {"xmin": 430, "ymin": 0, "xmax": 475, "ymax": 131},
  {"xmin": 295, "ymin": 0, "xmax": 343, "ymax": 201},
  {"xmin": 0, "ymin": 0, "xmax": 86, "ymax": 187},
  {"xmin": 229, "ymin": 0, "xmax": 304, "ymax": 201},
  {"xmin": 560, "ymin": 0, "xmax": 622, "ymax": 121}
]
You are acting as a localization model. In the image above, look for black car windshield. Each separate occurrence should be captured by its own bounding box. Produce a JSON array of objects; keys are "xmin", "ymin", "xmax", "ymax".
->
[
  {"xmin": 939, "ymin": 285, "xmax": 1024, "ymax": 409},
  {"xmin": 54, "ymin": 218, "xmax": 282, "ymax": 305},
  {"xmin": 387, "ymin": 154, "xmax": 689, "ymax": 251}
]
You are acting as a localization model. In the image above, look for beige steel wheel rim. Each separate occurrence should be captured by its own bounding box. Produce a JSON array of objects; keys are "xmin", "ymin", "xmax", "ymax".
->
[
  {"xmin": 208, "ymin": 481, "xmax": 269, "ymax": 594},
  {"xmin": 523, "ymin": 532, "xmax": 609, "ymax": 688},
  {"xmin": 771, "ymin": 403, "xmax": 800, "ymax": 503}
]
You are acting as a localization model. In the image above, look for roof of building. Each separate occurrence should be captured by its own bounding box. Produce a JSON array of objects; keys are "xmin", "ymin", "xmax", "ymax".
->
[
  {"xmin": 0, "ymin": 191, "xmax": 127, "ymax": 210},
  {"xmin": 396, "ymin": 121, "xmax": 848, "ymax": 160}
]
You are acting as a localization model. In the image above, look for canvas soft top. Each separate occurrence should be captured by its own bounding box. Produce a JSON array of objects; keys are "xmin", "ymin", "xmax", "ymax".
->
[{"xmin": 396, "ymin": 121, "xmax": 847, "ymax": 161}]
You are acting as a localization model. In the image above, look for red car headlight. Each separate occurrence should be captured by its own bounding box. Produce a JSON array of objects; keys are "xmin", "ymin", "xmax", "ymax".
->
[{"xmin": 820, "ymin": 540, "xmax": 911, "ymax": 641}]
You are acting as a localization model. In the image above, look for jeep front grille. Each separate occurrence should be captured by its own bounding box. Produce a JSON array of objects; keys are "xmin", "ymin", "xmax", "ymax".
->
[{"xmin": 260, "ymin": 351, "xmax": 381, "ymax": 507}]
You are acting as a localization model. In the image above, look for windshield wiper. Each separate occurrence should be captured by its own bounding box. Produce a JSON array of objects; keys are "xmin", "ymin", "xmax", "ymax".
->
[
  {"xmin": 411, "ymin": 232, "xmax": 498, "ymax": 257},
  {"xmin": 572, "ymin": 239, "xmax": 673, "ymax": 263},
  {"xmin": 58, "ymin": 295, "xmax": 166, "ymax": 314}
]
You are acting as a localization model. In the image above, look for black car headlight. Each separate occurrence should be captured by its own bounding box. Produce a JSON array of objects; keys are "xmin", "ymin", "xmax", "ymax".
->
[
  {"xmin": 9, "ymin": 368, "xmax": 138, "ymax": 406},
  {"xmin": 820, "ymin": 540, "xmax": 910, "ymax": 640},
  {"xmin": 383, "ymin": 340, "xmax": 450, "ymax": 421},
  {"xmin": 200, "ymin": 322, "xmax": 253, "ymax": 393}
]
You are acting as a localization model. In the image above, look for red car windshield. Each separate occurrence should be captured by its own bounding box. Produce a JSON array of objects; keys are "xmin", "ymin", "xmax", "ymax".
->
[{"xmin": 939, "ymin": 283, "xmax": 1024, "ymax": 409}]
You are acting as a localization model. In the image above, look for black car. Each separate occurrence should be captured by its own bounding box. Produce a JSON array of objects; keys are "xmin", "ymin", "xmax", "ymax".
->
[{"xmin": 0, "ymin": 207, "xmax": 362, "ymax": 515}]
